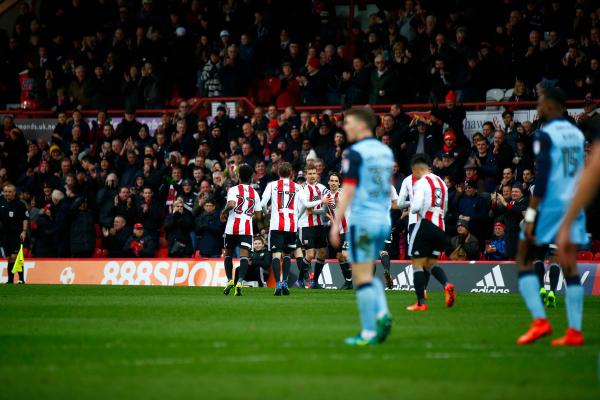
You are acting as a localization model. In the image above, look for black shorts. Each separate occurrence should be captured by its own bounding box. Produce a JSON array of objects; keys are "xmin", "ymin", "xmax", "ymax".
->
[
  {"xmin": 300, "ymin": 226, "xmax": 328, "ymax": 249},
  {"xmin": 409, "ymin": 219, "xmax": 446, "ymax": 259},
  {"xmin": 0, "ymin": 235, "xmax": 21, "ymax": 258},
  {"xmin": 269, "ymin": 230, "xmax": 298, "ymax": 253},
  {"xmin": 223, "ymin": 234, "xmax": 253, "ymax": 251},
  {"xmin": 534, "ymin": 244, "xmax": 557, "ymax": 261}
]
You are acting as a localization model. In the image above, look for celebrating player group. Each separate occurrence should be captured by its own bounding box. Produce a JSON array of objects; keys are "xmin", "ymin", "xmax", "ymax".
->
[{"xmin": 220, "ymin": 91, "xmax": 589, "ymax": 347}]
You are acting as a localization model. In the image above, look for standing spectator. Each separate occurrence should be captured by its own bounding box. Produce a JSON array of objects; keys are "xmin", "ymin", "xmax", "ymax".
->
[
  {"xmin": 102, "ymin": 215, "xmax": 132, "ymax": 257},
  {"xmin": 504, "ymin": 183, "xmax": 528, "ymax": 259},
  {"xmin": 492, "ymin": 130, "xmax": 515, "ymax": 171},
  {"xmin": 195, "ymin": 197, "xmax": 225, "ymax": 257},
  {"xmin": 273, "ymin": 62, "xmax": 301, "ymax": 108},
  {"xmin": 164, "ymin": 198, "xmax": 194, "ymax": 257},
  {"xmin": 123, "ymin": 223, "xmax": 157, "ymax": 257},
  {"xmin": 136, "ymin": 186, "xmax": 162, "ymax": 240},
  {"xmin": 68, "ymin": 196, "xmax": 95, "ymax": 257},
  {"xmin": 68, "ymin": 65, "xmax": 92, "ymax": 108},
  {"xmin": 469, "ymin": 138, "xmax": 499, "ymax": 193},
  {"xmin": 200, "ymin": 51, "xmax": 223, "ymax": 97},
  {"xmin": 298, "ymin": 57, "xmax": 327, "ymax": 105},
  {"xmin": 458, "ymin": 179, "xmax": 488, "ymax": 242},
  {"xmin": 369, "ymin": 54, "xmax": 396, "ymax": 104},
  {"xmin": 31, "ymin": 204, "xmax": 57, "ymax": 257},
  {"xmin": 341, "ymin": 57, "xmax": 370, "ymax": 106}
]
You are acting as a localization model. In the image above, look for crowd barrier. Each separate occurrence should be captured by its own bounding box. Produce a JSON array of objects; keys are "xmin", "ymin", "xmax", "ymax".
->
[{"xmin": 2, "ymin": 259, "xmax": 599, "ymax": 295}]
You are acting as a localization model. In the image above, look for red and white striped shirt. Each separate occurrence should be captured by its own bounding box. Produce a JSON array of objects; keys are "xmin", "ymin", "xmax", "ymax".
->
[
  {"xmin": 326, "ymin": 189, "xmax": 348, "ymax": 234},
  {"xmin": 398, "ymin": 174, "xmax": 420, "ymax": 225},
  {"xmin": 225, "ymin": 184, "xmax": 262, "ymax": 235},
  {"xmin": 298, "ymin": 182, "xmax": 329, "ymax": 228},
  {"xmin": 411, "ymin": 172, "xmax": 447, "ymax": 231},
  {"xmin": 261, "ymin": 179, "xmax": 322, "ymax": 232}
]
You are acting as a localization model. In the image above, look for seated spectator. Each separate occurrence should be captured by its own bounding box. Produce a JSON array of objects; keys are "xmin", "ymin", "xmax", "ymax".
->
[
  {"xmin": 248, "ymin": 236, "xmax": 272, "ymax": 286},
  {"xmin": 123, "ymin": 223, "xmax": 157, "ymax": 258},
  {"xmin": 485, "ymin": 222, "xmax": 507, "ymax": 261},
  {"xmin": 164, "ymin": 198, "xmax": 194, "ymax": 257},
  {"xmin": 102, "ymin": 215, "xmax": 132, "ymax": 257},
  {"xmin": 447, "ymin": 220, "xmax": 480, "ymax": 261},
  {"xmin": 195, "ymin": 197, "xmax": 225, "ymax": 258}
]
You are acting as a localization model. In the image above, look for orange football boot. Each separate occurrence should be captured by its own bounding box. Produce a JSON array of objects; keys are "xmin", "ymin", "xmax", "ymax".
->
[
  {"xmin": 406, "ymin": 303, "xmax": 428, "ymax": 311},
  {"xmin": 444, "ymin": 283, "xmax": 456, "ymax": 308},
  {"xmin": 551, "ymin": 328, "xmax": 584, "ymax": 347},
  {"xmin": 516, "ymin": 318, "xmax": 552, "ymax": 345}
]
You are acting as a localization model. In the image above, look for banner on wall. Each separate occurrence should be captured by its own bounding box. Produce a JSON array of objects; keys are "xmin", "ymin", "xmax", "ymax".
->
[{"xmin": 2, "ymin": 259, "xmax": 599, "ymax": 295}]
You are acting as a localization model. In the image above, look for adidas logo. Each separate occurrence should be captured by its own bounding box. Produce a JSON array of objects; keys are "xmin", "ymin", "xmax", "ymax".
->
[
  {"xmin": 317, "ymin": 263, "xmax": 334, "ymax": 288},
  {"xmin": 471, "ymin": 265, "xmax": 510, "ymax": 293},
  {"xmin": 394, "ymin": 265, "xmax": 414, "ymax": 291}
]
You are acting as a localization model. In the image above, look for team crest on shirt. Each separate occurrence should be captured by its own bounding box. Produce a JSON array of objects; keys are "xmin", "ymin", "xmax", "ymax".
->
[{"xmin": 8, "ymin": 211, "xmax": 13, "ymax": 218}]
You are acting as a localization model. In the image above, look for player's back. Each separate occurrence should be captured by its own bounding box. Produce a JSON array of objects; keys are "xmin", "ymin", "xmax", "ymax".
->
[
  {"xmin": 535, "ymin": 118, "xmax": 587, "ymax": 244},
  {"xmin": 264, "ymin": 178, "xmax": 302, "ymax": 232},
  {"xmin": 344, "ymin": 138, "xmax": 394, "ymax": 224},
  {"xmin": 225, "ymin": 184, "xmax": 261, "ymax": 236},
  {"xmin": 413, "ymin": 172, "xmax": 447, "ymax": 230}
]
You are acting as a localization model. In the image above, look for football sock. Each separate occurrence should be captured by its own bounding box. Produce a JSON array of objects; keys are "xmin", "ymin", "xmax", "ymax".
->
[
  {"xmin": 355, "ymin": 282, "xmax": 377, "ymax": 339},
  {"xmin": 413, "ymin": 268, "xmax": 426, "ymax": 305},
  {"xmin": 533, "ymin": 260, "xmax": 545, "ymax": 286},
  {"xmin": 423, "ymin": 268, "xmax": 431, "ymax": 288},
  {"xmin": 296, "ymin": 257, "xmax": 307, "ymax": 279},
  {"xmin": 313, "ymin": 259, "xmax": 325, "ymax": 283},
  {"xmin": 271, "ymin": 257, "xmax": 281, "ymax": 282},
  {"xmin": 372, "ymin": 278, "xmax": 390, "ymax": 318},
  {"xmin": 430, "ymin": 265, "xmax": 448, "ymax": 286},
  {"xmin": 565, "ymin": 276, "xmax": 583, "ymax": 331},
  {"xmin": 381, "ymin": 253, "xmax": 391, "ymax": 273},
  {"xmin": 340, "ymin": 262, "xmax": 352, "ymax": 280},
  {"xmin": 282, "ymin": 256, "xmax": 291, "ymax": 282},
  {"xmin": 6, "ymin": 262, "xmax": 14, "ymax": 284},
  {"xmin": 549, "ymin": 264, "xmax": 560, "ymax": 292},
  {"xmin": 518, "ymin": 271, "xmax": 546, "ymax": 320},
  {"xmin": 237, "ymin": 257, "xmax": 249, "ymax": 282},
  {"xmin": 224, "ymin": 256, "xmax": 233, "ymax": 281}
]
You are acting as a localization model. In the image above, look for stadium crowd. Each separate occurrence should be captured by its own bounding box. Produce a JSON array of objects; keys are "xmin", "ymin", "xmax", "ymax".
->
[
  {"xmin": 0, "ymin": 0, "xmax": 599, "ymax": 262},
  {"xmin": 7, "ymin": 0, "xmax": 600, "ymax": 107}
]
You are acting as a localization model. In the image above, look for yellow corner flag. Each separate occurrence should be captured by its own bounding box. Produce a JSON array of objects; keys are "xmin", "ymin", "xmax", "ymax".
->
[{"xmin": 12, "ymin": 244, "xmax": 24, "ymax": 273}]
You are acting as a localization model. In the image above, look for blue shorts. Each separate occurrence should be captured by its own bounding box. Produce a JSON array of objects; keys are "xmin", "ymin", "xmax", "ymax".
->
[
  {"xmin": 519, "ymin": 209, "xmax": 588, "ymax": 245},
  {"xmin": 348, "ymin": 224, "xmax": 390, "ymax": 263}
]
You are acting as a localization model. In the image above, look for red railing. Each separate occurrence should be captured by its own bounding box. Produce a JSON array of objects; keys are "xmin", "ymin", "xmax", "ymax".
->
[{"xmin": 3, "ymin": 98, "xmax": 592, "ymax": 118}]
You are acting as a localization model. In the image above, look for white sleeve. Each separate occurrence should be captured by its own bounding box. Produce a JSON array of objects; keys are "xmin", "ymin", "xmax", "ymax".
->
[
  {"xmin": 254, "ymin": 191, "xmax": 263, "ymax": 212},
  {"xmin": 397, "ymin": 178, "xmax": 410, "ymax": 209},
  {"xmin": 411, "ymin": 180, "xmax": 425, "ymax": 214},
  {"xmin": 390, "ymin": 185, "xmax": 399, "ymax": 202},
  {"xmin": 261, "ymin": 182, "xmax": 273, "ymax": 209},
  {"xmin": 226, "ymin": 187, "xmax": 236, "ymax": 203},
  {"xmin": 443, "ymin": 181, "xmax": 448, "ymax": 216}
]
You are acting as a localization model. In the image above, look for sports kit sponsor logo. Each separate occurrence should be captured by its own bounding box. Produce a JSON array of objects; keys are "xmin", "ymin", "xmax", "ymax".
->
[{"xmin": 471, "ymin": 265, "xmax": 510, "ymax": 293}]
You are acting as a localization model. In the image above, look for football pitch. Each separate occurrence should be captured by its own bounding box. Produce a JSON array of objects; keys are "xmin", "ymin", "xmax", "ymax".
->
[{"xmin": 0, "ymin": 285, "xmax": 598, "ymax": 400}]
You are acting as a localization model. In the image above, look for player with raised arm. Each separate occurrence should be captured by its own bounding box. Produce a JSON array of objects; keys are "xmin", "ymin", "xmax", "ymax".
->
[
  {"xmin": 517, "ymin": 88, "xmax": 588, "ymax": 346},
  {"xmin": 325, "ymin": 171, "xmax": 353, "ymax": 290},
  {"xmin": 261, "ymin": 162, "xmax": 326, "ymax": 296},
  {"xmin": 297, "ymin": 164, "xmax": 330, "ymax": 289},
  {"xmin": 329, "ymin": 107, "xmax": 393, "ymax": 346},
  {"xmin": 221, "ymin": 164, "xmax": 263, "ymax": 296},
  {"xmin": 406, "ymin": 154, "xmax": 456, "ymax": 311}
]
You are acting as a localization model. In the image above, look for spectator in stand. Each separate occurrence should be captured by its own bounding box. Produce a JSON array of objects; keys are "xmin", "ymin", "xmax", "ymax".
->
[
  {"xmin": 447, "ymin": 219, "xmax": 480, "ymax": 261},
  {"xmin": 431, "ymin": 91, "xmax": 467, "ymax": 145},
  {"xmin": 136, "ymin": 186, "xmax": 162, "ymax": 241},
  {"xmin": 195, "ymin": 197, "xmax": 224, "ymax": 258},
  {"xmin": 491, "ymin": 130, "xmax": 515, "ymax": 172},
  {"xmin": 504, "ymin": 183, "xmax": 528, "ymax": 259},
  {"xmin": 124, "ymin": 223, "xmax": 156, "ymax": 258},
  {"xmin": 68, "ymin": 196, "xmax": 95, "ymax": 257},
  {"xmin": 485, "ymin": 222, "xmax": 507, "ymax": 261},
  {"xmin": 67, "ymin": 65, "xmax": 92, "ymax": 108},
  {"xmin": 31, "ymin": 204, "xmax": 57, "ymax": 257},
  {"xmin": 500, "ymin": 110, "xmax": 520, "ymax": 149},
  {"xmin": 369, "ymin": 54, "xmax": 397, "ymax": 104},
  {"xmin": 273, "ymin": 62, "xmax": 301, "ymax": 108},
  {"xmin": 469, "ymin": 137, "xmax": 499, "ymax": 193},
  {"xmin": 298, "ymin": 57, "xmax": 327, "ymax": 105},
  {"xmin": 341, "ymin": 57, "xmax": 370, "ymax": 106},
  {"xmin": 200, "ymin": 51, "xmax": 223, "ymax": 97},
  {"xmin": 404, "ymin": 117, "xmax": 438, "ymax": 170},
  {"xmin": 164, "ymin": 198, "xmax": 194, "ymax": 257},
  {"xmin": 522, "ymin": 168, "xmax": 535, "ymax": 195},
  {"xmin": 458, "ymin": 179, "xmax": 488, "ymax": 242},
  {"xmin": 249, "ymin": 236, "xmax": 272, "ymax": 286},
  {"xmin": 102, "ymin": 215, "xmax": 132, "ymax": 258}
]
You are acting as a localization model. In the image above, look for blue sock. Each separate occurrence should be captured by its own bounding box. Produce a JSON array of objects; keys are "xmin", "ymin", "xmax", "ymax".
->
[
  {"xmin": 371, "ymin": 278, "xmax": 389, "ymax": 319},
  {"xmin": 355, "ymin": 282, "xmax": 377, "ymax": 338},
  {"xmin": 519, "ymin": 271, "xmax": 546, "ymax": 320},
  {"xmin": 565, "ymin": 276, "xmax": 583, "ymax": 331}
]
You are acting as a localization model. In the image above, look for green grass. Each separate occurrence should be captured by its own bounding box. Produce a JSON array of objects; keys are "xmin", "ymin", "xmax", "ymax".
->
[{"xmin": 0, "ymin": 285, "xmax": 599, "ymax": 400}]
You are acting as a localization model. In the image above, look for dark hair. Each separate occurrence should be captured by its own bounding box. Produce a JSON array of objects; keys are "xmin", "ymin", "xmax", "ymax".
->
[
  {"xmin": 238, "ymin": 164, "xmax": 253, "ymax": 183},
  {"xmin": 410, "ymin": 153, "xmax": 432, "ymax": 168},
  {"xmin": 278, "ymin": 162, "xmax": 292, "ymax": 178},
  {"xmin": 501, "ymin": 110, "xmax": 514, "ymax": 118},
  {"xmin": 345, "ymin": 107, "xmax": 377, "ymax": 131},
  {"xmin": 328, "ymin": 171, "xmax": 342, "ymax": 181},
  {"xmin": 544, "ymin": 87, "xmax": 567, "ymax": 108}
]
